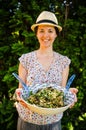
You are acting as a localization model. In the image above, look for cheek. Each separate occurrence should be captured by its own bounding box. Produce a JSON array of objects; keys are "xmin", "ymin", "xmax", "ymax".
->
[
  {"xmin": 36, "ymin": 33, "xmax": 42, "ymax": 39},
  {"xmin": 55, "ymin": 33, "xmax": 57, "ymax": 38},
  {"xmin": 53, "ymin": 34, "xmax": 57, "ymax": 40},
  {"xmin": 36, "ymin": 34, "xmax": 40, "ymax": 40}
]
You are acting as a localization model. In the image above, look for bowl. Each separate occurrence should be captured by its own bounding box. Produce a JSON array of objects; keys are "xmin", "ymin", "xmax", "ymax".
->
[{"xmin": 21, "ymin": 83, "xmax": 75, "ymax": 115}]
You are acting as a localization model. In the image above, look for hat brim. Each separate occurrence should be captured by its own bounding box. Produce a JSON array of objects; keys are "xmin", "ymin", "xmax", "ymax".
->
[{"xmin": 31, "ymin": 23, "xmax": 62, "ymax": 32}]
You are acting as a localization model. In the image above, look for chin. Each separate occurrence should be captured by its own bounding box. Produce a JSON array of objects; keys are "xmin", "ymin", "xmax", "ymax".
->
[{"xmin": 42, "ymin": 44, "xmax": 51, "ymax": 48}]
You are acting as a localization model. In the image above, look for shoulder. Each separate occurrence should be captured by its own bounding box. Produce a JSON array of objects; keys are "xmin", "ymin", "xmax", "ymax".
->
[
  {"xmin": 18, "ymin": 51, "xmax": 35, "ymax": 69},
  {"xmin": 19, "ymin": 51, "xmax": 35, "ymax": 60},
  {"xmin": 20, "ymin": 51, "xmax": 34, "ymax": 57},
  {"xmin": 54, "ymin": 52, "xmax": 70, "ymax": 61},
  {"xmin": 54, "ymin": 52, "xmax": 71, "ymax": 68}
]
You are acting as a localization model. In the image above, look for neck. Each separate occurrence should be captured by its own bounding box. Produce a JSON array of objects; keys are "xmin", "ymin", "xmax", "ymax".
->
[
  {"xmin": 37, "ymin": 48, "xmax": 54, "ymax": 56},
  {"xmin": 37, "ymin": 49, "xmax": 53, "ymax": 56}
]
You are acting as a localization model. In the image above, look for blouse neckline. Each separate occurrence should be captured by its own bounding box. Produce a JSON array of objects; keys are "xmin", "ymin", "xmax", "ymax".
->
[{"xmin": 34, "ymin": 51, "xmax": 56, "ymax": 73}]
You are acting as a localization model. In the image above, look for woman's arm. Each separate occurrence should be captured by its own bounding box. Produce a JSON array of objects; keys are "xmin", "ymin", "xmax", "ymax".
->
[
  {"xmin": 15, "ymin": 63, "xmax": 27, "ymax": 101},
  {"xmin": 61, "ymin": 66, "xmax": 69, "ymax": 87},
  {"xmin": 18, "ymin": 63, "xmax": 27, "ymax": 88},
  {"xmin": 61, "ymin": 66, "xmax": 78, "ymax": 106}
]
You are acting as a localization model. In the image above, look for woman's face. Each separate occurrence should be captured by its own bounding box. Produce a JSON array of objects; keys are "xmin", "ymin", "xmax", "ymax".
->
[{"xmin": 36, "ymin": 25, "xmax": 57, "ymax": 48}]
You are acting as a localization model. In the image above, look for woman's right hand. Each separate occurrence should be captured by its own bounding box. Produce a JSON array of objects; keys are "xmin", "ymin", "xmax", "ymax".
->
[
  {"xmin": 15, "ymin": 88, "xmax": 29, "ymax": 108},
  {"xmin": 15, "ymin": 88, "xmax": 23, "ymax": 101}
]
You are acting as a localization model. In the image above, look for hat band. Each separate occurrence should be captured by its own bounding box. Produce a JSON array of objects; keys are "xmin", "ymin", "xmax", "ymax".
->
[{"xmin": 36, "ymin": 20, "xmax": 57, "ymax": 25}]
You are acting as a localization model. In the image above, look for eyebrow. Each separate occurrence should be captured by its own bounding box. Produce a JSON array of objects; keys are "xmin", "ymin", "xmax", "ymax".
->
[{"xmin": 38, "ymin": 28, "xmax": 54, "ymax": 30}]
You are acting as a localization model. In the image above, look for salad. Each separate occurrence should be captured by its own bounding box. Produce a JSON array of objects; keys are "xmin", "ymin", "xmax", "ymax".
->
[{"xmin": 27, "ymin": 87, "xmax": 65, "ymax": 108}]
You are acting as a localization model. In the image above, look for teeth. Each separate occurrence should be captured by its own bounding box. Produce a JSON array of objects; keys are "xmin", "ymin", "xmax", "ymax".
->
[{"xmin": 44, "ymin": 40, "xmax": 49, "ymax": 42}]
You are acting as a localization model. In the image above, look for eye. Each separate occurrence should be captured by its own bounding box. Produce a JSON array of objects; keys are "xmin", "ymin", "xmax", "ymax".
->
[
  {"xmin": 38, "ymin": 29, "xmax": 44, "ymax": 33},
  {"xmin": 40, "ymin": 30, "xmax": 44, "ymax": 33},
  {"xmin": 48, "ymin": 30, "xmax": 53, "ymax": 33},
  {"xmin": 48, "ymin": 28, "xmax": 55, "ymax": 33}
]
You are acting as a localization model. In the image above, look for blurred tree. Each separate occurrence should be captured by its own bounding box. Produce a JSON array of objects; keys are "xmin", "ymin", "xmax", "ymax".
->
[{"xmin": 0, "ymin": 0, "xmax": 86, "ymax": 130}]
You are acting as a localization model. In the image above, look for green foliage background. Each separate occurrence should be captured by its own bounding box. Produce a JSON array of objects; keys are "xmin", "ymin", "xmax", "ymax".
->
[{"xmin": 0, "ymin": 0, "xmax": 86, "ymax": 130}]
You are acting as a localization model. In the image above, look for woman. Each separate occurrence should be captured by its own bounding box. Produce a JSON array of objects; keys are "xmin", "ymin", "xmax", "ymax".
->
[{"xmin": 15, "ymin": 11, "xmax": 78, "ymax": 130}]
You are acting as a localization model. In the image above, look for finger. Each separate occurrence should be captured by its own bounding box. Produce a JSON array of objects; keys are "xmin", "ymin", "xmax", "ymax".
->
[
  {"xmin": 69, "ymin": 88, "xmax": 78, "ymax": 94},
  {"xmin": 15, "ymin": 88, "xmax": 23, "ymax": 101},
  {"xmin": 70, "ymin": 102, "xmax": 75, "ymax": 108},
  {"xmin": 74, "ymin": 94, "xmax": 78, "ymax": 102},
  {"xmin": 16, "ymin": 88, "xmax": 22, "ymax": 95},
  {"xmin": 70, "ymin": 94, "xmax": 78, "ymax": 108}
]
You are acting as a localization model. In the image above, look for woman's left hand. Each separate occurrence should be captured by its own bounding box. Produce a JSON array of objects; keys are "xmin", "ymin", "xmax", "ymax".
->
[{"xmin": 69, "ymin": 88, "xmax": 78, "ymax": 107}]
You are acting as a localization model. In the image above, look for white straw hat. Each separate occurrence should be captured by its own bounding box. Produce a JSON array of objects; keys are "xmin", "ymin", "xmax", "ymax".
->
[{"xmin": 31, "ymin": 11, "xmax": 62, "ymax": 32}]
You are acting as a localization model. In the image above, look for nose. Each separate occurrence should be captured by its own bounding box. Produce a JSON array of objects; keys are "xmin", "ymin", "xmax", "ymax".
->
[{"xmin": 43, "ymin": 32, "xmax": 49, "ymax": 38}]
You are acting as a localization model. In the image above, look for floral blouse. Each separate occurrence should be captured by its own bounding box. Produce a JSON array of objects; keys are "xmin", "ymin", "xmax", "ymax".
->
[{"xmin": 15, "ymin": 51, "xmax": 71, "ymax": 125}]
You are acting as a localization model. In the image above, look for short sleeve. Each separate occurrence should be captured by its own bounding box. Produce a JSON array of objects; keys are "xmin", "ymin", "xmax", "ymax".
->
[
  {"xmin": 61, "ymin": 56, "xmax": 71, "ymax": 70},
  {"xmin": 19, "ymin": 53, "xmax": 31, "ymax": 69}
]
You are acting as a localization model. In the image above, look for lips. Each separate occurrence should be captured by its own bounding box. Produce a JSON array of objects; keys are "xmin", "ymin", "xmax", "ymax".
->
[
  {"xmin": 42, "ymin": 38, "xmax": 50, "ymax": 42},
  {"xmin": 43, "ymin": 40, "xmax": 49, "ymax": 42}
]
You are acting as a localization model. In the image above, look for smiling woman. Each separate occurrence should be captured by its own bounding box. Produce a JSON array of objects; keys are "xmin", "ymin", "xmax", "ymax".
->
[
  {"xmin": 36, "ymin": 25, "xmax": 57, "ymax": 49},
  {"xmin": 14, "ymin": 11, "xmax": 78, "ymax": 130}
]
